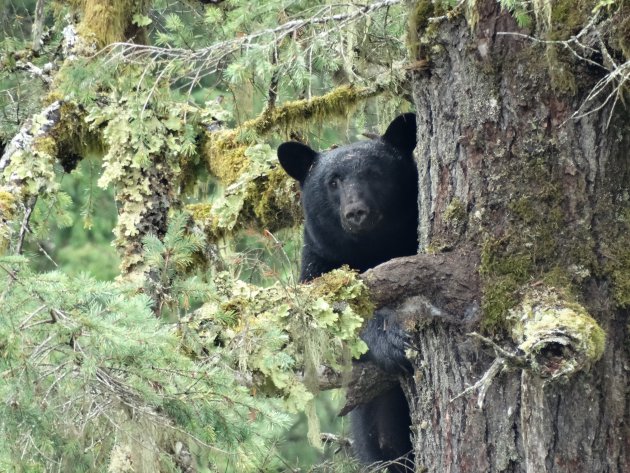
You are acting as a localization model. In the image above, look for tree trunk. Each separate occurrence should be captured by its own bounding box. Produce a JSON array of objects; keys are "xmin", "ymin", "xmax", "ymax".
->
[{"xmin": 404, "ymin": 2, "xmax": 630, "ymax": 472}]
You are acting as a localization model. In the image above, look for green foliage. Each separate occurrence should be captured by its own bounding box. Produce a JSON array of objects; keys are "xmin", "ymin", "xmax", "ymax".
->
[
  {"xmin": 497, "ymin": 0, "xmax": 534, "ymax": 28},
  {"xmin": 0, "ymin": 0, "xmax": 46, "ymax": 143},
  {"xmin": 0, "ymin": 210, "xmax": 370, "ymax": 471},
  {"xmin": 0, "ymin": 254, "xmax": 291, "ymax": 472},
  {"xmin": 23, "ymin": 159, "xmax": 120, "ymax": 280}
]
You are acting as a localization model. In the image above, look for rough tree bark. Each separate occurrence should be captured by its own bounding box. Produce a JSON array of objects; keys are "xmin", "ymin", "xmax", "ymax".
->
[{"xmin": 351, "ymin": 2, "xmax": 629, "ymax": 472}]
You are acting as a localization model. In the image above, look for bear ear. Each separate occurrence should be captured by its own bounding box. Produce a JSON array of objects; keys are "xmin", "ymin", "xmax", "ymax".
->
[
  {"xmin": 277, "ymin": 142, "xmax": 318, "ymax": 182},
  {"xmin": 382, "ymin": 113, "xmax": 417, "ymax": 156}
]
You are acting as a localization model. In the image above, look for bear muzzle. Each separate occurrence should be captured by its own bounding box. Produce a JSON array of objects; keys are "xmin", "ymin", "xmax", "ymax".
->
[{"xmin": 341, "ymin": 202, "xmax": 382, "ymax": 234}]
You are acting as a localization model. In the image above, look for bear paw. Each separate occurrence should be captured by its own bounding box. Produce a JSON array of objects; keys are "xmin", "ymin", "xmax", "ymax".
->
[{"xmin": 360, "ymin": 308, "xmax": 413, "ymax": 374}]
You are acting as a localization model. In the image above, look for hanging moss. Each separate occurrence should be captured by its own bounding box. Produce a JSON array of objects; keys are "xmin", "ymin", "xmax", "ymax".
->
[
  {"xmin": 205, "ymin": 139, "xmax": 249, "ymax": 185},
  {"xmin": 247, "ymin": 167, "xmax": 301, "ymax": 231}
]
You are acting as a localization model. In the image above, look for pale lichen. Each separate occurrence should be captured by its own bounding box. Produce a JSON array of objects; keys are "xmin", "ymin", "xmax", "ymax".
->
[{"xmin": 179, "ymin": 266, "xmax": 371, "ymax": 413}]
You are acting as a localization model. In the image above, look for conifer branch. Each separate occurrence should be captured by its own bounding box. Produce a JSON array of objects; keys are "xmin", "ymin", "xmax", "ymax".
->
[{"xmin": 103, "ymin": 0, "xmax": 404, "ymax": 86}]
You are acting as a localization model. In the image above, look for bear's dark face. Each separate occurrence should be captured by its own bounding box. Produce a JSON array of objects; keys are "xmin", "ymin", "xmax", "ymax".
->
[{"xmin": 277, "ymin": 114, "xmax": 418, "ymax": 273}]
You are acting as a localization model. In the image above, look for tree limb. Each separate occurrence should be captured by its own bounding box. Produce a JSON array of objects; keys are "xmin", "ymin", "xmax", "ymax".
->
[
  {"xmin": 361, "ymin": 249, "xmax": 481, "ymax": 325},
  {"xmin": 337, "ymin": 250, "xmax": 481, "ymax": 412}
]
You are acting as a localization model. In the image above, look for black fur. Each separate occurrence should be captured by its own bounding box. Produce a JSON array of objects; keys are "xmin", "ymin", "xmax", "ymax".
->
[{"xmin": 278, "ymin": 113, "xmax": 418, "ymax": 472}]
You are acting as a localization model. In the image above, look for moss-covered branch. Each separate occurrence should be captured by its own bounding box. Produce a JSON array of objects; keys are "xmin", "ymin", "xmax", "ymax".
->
[
  {"xmin": 203, "ymin": 84, "xmax": 385, "ymax": 184},
  {"xmin": 190, "ymin": 84, "xmax": 387, "ymax": 241},
  {"xmin": 179, "ymin": 267, "xmax": 373, "ymax": 407}
]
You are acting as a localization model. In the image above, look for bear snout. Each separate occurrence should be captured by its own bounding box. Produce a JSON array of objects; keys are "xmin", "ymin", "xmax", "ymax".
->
[{"xmin": 341, "ymin": 203, "xmax": 381, "ymax": 233}]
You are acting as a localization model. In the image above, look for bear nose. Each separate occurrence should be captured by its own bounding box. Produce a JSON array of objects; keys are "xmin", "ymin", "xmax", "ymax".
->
[{"xmin": 344, "ymin": 203, "xmax": 369, "ymax": 227}]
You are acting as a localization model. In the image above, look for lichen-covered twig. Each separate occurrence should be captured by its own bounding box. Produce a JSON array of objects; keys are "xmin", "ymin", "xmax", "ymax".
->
[
  {"xmin": 0, "ymin": 101, "xmax": 62, "ymax": 179},
  {"xmin": 0, "ymin": 102, "xmax": 63, "ymax": 249}
]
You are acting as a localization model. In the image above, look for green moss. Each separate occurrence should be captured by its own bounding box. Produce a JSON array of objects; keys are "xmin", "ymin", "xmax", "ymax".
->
[
  {"xmin": 545, "ymin": 45, "xmax": 577, "ymax": 95},
  {"xmin": 545, "ymin": 0, "xmax": 630, "ymax": 94},
  {"xmin": 605, "ymin": 209, "xmax": 630, "ymax": 308},
  {"xmin": 444, "ymin": 197, "xmax": 467, "ymax": 223},
  {"xmin": 187, "ymin": 203, "xmax": 213, "ymax": 222},
  {"xmin": 186, "ymin": 202, "xmax": 224, "ymax": 242},
  {"xmin": 480, "ymin": 275, "xmax": 519, "ymax": 333},
  {"xmin": 311, "ymin": 267, "xmax": 375, "ymax": 319},
  {"xmin": 549, "ymin": 0, "xmax": 593, "ymax": 41},
  {"xmin": 479, "ymin": 154, "xmax": 598, "ymax": 332},
  {"xmin": 481, "ymin": 237, "xmax": 535, "ymax": 280},
  {"xmin": 0, "ymin": 190, "xmax": 17, "ymax": 252},
  {"xmin": 609, "ymin": 250, "xmax": 630, "ymax": 308},
  {"xmin": 249, "ymin": 85, "xmax": 381, "ymax": 136},
  {"xmin": 204, "ymin": 137, "xmax": 249, "ymax": 185},
  {"xmin": 76, "ymin": 0, "xmax": 150, "ymax": 47},
  {"xmin": 407, "ymin": 0, "xmax": 434, "ymax": 59},
  {"xmin": 609, "ymin": 3, "xmax": 630, "ymax": 59},
  {"xmin": 32, "ymin": 136, "xmax": 58, "ymax": 156},
  {"xmin": 0, "ymin": 191, "xmax": 15, "ymax": 215},
  {"xmin": 406, "ymin": 0, "xmax": 459, "ymax": 60},
  {"xmin": 508, "ymin": 197, "xmax": 537, "ymax": 223},
  {"xmin": 250, "ymin": 167, "xmax": 301, "ymax": 231}
]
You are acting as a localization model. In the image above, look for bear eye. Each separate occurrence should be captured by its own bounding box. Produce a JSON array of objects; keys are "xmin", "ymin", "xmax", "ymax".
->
[{"xmin": 329, "ymin": 177, "xmax": 340, "ymax": 189}]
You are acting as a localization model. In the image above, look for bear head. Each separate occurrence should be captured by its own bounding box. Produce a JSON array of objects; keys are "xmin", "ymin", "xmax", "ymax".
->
[{"xmin": 277, "ymin": 113, "xmax": 418, "ymax": 272}]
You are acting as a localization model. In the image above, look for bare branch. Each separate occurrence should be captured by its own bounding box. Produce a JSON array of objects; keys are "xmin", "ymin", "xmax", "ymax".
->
[
  {"xmin": 496, "ymin": 13, "xmax": 628, "ymax": 127},
  {"xmin": 361, "ymin": 250, "xmax": 481, "ymax": 325},
  {"xmin": 16, "ymin": 195, "xmax": 37, "ymax": 254}
]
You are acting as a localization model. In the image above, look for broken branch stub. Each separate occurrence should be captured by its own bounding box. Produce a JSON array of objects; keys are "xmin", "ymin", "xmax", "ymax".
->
[{"xmin": 509, "ymin": 288, "xmax": 606, "ymax": 379}]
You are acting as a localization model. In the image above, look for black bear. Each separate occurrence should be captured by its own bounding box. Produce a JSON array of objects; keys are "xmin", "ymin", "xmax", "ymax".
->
[{"xmin": 277, "ymin": 113, "xmax": 418, "ymax": 472}]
